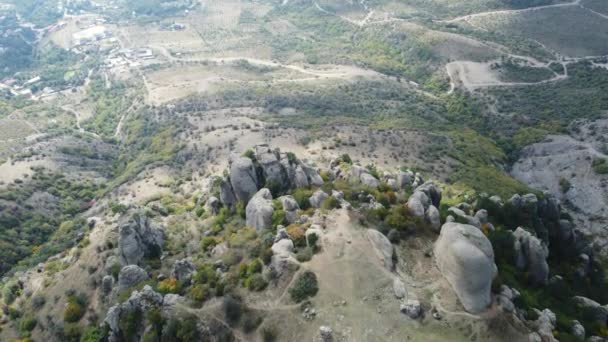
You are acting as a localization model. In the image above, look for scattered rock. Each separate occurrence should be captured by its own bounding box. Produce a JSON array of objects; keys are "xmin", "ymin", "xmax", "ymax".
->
[
  {"xmin": 393, "ymin": 278, "xmax": 407, "ymax": 299},
  {"xmin": 400, "ymin": 299, "xmax": 422, "ymax": 319},
  {"xmin": 434, "ymin": 222, "xmax": 496, "ymax": 313},
  {"xmin": 319, "ymin": 326, "xmax": 333, "ymax": 342}
]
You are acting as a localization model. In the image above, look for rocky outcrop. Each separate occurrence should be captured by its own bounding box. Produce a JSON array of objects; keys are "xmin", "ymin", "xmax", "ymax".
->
[
  {"xmin": 513, "ymin": 227, "xmax": 549, "ymax": 286},
  {"xmin": 118, "ymin": 211, "xmax": 165, "ymax": 266},
  {"xmin": 256, "ymin": 146, "xmax": 288, "ymax": 188},
  {"xmin": 366, "ymin": 229, "xmax": 394, "ymax": 271},
  {"xmin": 434, "ymin": 222, "xmax": 496, "ymax": 313},
  {"xmin": 229, "ymin": 156, "xmax": 260, "ymax": 203},
  {"xmin": 170, "ymin": 258, "xmax": 196, "ymax": 285},
  {"xmin": 246, "ymin": 188, "xmax": 274, "ymax": 232},
  {"xmin": 118, "ymin": 265, "xmax": 149, "ymax": 291},
  {"xmin": 397, "ymin": 170, "xmax": 414, "ymax": 189},
  {"xmin": 407, "ymin": 182, "xmax": 443, "ymax": 232},
  {"xmin": 104, "ymin": 285, "xmax": 164, "ymax": 342}
]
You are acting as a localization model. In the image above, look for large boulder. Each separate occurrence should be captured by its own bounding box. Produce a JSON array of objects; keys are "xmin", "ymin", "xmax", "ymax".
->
[
  {"xmin": 118, "ymin": 265, "xmax": 149, "ymax": 291},
  {"xmin": 513, "ymin": 227, "xmax": 549, "ymax": 286},
  {"xmin": 170, "ymin": 258, "xmax": 196, "ymax": 286},
  {"xmin": 246, "ymin": 189, "xmax": 274, "ymax": 232},
  {"xmin": 434, "ymin": 222, "xmax": 497, "ymax": 313},
  {"xmin": 303, "ymin": 164, "xmax": 324, "ymax": 187},
  {"xmin": 360, "ymin": 173, "xmax": 380, "ymax": 188},
  {"xmin": 279, "ymin": 195, "xmax": 300, "ymax": 224},
  {"xmin": 416, "ymin": 182, "xmax": 442, "ymax": 208},
  {"xmin": 407, "ymin": 191, "xmax": 429, "ymax": 218},
  {"xmin": 270, "ymin": 239, "xmax": 299, "ymax": 279},
  {"xmin": 309, "ymin": 190, "xmax": 329, "ymax": 209},
  {"xmin": 366, "ymin": 229, "xmax": 394, "ymax": 271},
  {"xmin": 229, "ymin": 156, "xmax": 259, "ymax": 203},
  {"xmin": 118, "ymin": 212, "xmax": 165, "ymax": 266},
  {"xmin": 294, "ymin": 165, "xmax": 310, "ymax": 188},
  {"xmin": 426, "ymin": 205, "xmax": 441, "ymax": 232}
]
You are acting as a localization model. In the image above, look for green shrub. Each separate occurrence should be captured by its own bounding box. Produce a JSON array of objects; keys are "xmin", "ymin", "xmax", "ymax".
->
[
  {"xmin": 262, "ymin": 326, "xmax": 278, "ymax": 342},
  {"xmin": 243, "ymin": 314, "xmax": 263, "ymax": 333},
  {"xmin": 559, "ymin": 178, "xmax": 571, "ymax": 193},
  {"xmin": 243, "ymin": 149, "xmax": 256, "ymax": 160},
  {"xmin": 245, "ymin": 274, "xmax": 268, "ymax": 291},
  {"xmin": 236, "ymin": 202, "xmax": 246, "ymax": 219},
  {"xmin": 339, "ymin": 154, "xmax": 352, "ymax": 164},
  {"xmin": 293, "ymin": 189, "xmax": 313, "ymax": 210},
  {"xmin": 2, "ymin": 281, "xmax": 20, "ymax": 305},
  {"xmin": 271, "ymin": 210, "xmax": 287, "ymax": 228},
  {"xmin": 296, "ymin": 247, "xmax": 313, "ymax": 262},
  {"xmin": 322, "ymin": 196, "xmax": 340, "ymax": 210},
  {"xmin": 247, "ymin": 259, "xmax": 263, "ymax": 275},
  {"xmin": 158, "ymin": 278, "xmax": 181, "ymax": 294},
  {"xmin": 201, "ymin": 237, "xmax": 218, "ymax": 251},
  {"xmin": 592, "ymin": 158, "xmax": 608, "ymax": 174},
  {"xmin": 64, "ymin": 294, "xmax": 87, "ymax": 323},
  {"xmin": 63, "ymin": 323, "xmax": 82, "ymax": 342},
  {"xmin": 19, "ymin": 315, "xmax": 37, "ymax": 333},
  {"xmin": 289, "ymin": 271, "xmax": 319, "ymax": 303},
  {"xmin": 223, "ymin": 296, "xmax": 243, "ymax": 324},
  {"xmin": 190, "ymin": 284, "xmax": 210, "ymax": 302},
  {"xmin": 80, "ymin": 327, "xmax": 102, "ymax": 342}
]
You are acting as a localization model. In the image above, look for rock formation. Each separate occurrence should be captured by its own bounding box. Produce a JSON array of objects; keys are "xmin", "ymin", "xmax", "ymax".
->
[{"xmin": 434, "ymin": 222, "xmax": 496, "ymax": 313}]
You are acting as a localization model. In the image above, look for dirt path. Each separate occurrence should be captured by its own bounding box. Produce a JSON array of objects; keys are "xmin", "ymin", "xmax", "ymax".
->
[{"xmin": 439, "ymin": 0, "xmax": 581, "ymax": 23}]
